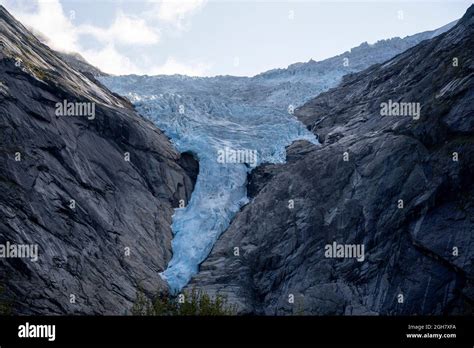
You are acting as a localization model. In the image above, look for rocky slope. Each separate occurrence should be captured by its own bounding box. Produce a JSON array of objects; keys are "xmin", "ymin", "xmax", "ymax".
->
[
  {"xmin": 187, "ymin": 6, "xmax": 473, "ymax": 315},
  {"xmin": 0, "ymin": 5, "xmax": 197, "ymax": 314}
]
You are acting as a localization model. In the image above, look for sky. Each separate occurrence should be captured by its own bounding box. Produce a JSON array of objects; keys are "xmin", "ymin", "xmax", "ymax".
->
[{"xmin": 1, "ymin": 0, "xmax": 472, "ymax": 76}]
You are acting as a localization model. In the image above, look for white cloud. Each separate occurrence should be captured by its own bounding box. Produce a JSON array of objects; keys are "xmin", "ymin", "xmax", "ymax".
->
[
  {"xmin": 3, "ymin": 0, "xmax": 159, "ymax": 50},
  {"xmin": 81, "ymin": 46, "xmax": 210, "ymax": 77},
  {"xmin": 83, "ymin": 47, "xmax": 211, "ymax": 76},
  {"xmin": 81, "ymin": 44, "xmax": 140, "ymax": 75},
  {"xmin": 1, "ymin": 0, "xmax": 211, "ymax": 76},
  {"xmin": 149, "ymin": 0, "xmax": 206, "ymax": 30},
  {"xmin": 5, "ymin": 0, "xmax": 80, "ymax": 52},
  {"xmin": 157, "ymin": 0, "xmax": 206, "ymax": 22},
  {"xmin": 79, "ymin": 11, "xmax": 160, "ymax": 46}
]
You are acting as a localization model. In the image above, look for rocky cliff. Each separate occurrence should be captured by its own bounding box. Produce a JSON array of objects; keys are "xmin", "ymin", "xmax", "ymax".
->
[
  {"xmin": 187, "ymin": 6, "xmax": 474, "ymax": 315},
  {"xmin": 0, "ymin": 5, "xmax": 197, "ymax": 314}
]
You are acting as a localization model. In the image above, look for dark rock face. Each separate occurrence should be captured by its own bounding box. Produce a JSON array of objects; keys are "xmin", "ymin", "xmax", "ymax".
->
[
  {"xmin": 0, "ymin": 6, "xmax": 197, "ymax": 314},
  {"xmin": 187, "ymin": 6, "xmax": 474, "ymax": 315}
]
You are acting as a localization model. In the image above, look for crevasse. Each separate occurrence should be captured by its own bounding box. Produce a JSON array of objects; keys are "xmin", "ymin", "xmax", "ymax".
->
[{"xmin": 100, "ymin": 75, "xmax": 319, "ymax": 293}]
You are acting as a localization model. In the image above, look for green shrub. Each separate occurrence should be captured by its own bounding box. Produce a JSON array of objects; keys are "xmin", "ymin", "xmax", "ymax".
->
[
  {"xmin": 132, "ymin": 288, "xmax": 236, "ymax": 316},
  {"xmin": 0, "ymin": 284, "xmax": 12, "ymax": 315}
]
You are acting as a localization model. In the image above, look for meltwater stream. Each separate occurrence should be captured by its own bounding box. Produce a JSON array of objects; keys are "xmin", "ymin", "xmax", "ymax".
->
[{"xmin": 101, "ymin": 75, "xmax": 318, "ymax": 293}]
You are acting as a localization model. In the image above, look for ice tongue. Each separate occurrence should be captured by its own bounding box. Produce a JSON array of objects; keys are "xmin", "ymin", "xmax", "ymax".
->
[{"xmin": 100, "ymin": 75, "xmax": 317, "ymax": 292}]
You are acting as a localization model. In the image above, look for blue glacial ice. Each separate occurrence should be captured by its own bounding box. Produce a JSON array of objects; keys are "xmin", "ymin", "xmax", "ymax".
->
[{"xmin": 100, "ymin": 74, "xmax": 323, "ymax": 293}]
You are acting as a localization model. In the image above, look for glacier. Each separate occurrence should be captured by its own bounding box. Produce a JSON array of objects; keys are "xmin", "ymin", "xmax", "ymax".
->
[
  {"xmin": 100, "ymin": 74, "xmax": 319, "ymax": 292},
  {"xmin": 99, "ymin": 24, "xmax": 455, "ymax": 292}
]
